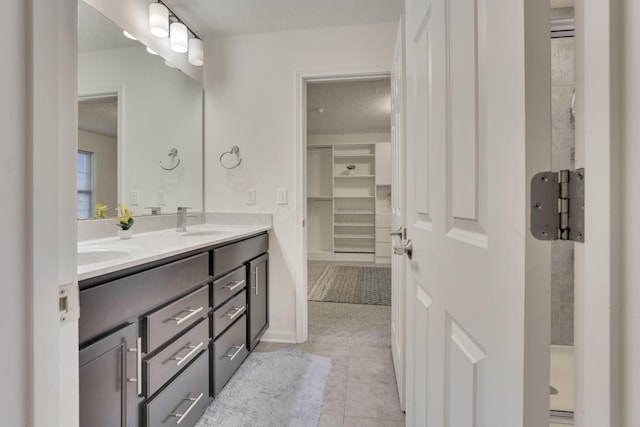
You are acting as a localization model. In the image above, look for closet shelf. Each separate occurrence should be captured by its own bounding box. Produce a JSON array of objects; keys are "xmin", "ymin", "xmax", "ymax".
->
[
  {"xmin": 334, "ymin": 196, "xmax": 375, "ymax": 199},
  {"xmin": 334, "ymin": 247, "xmax": 375, "ymax": 254},
  {"xmin": 334, "ymin": 175, "xmax": 375, "ymax": 178},
  {"xmin": 334, "ymin": 234, "xmax": 375, "ymax": 239},
  {"xmin": 334, "ymin": 210, "xmax": 374, "ymax": 214},
  {"xmin": 335, "ymin": 222, "xmax": 375, "ymax": 227},
  {"xmin": 333, "ymin": 154, "xmax": 375, "ymax": 158},
  {"xmin": 307, "ymin": 196, "xmax": 333, "ymax": 200}
]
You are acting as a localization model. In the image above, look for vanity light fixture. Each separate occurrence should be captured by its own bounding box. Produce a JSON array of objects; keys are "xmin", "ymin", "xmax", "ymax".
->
[
  {"xmin": 164, "ymin": 60, "xmax": 178, "ymax": 69},
  {"xmin": 123, "ymin": 30, "xmax": 137, "ymax": 40},
  {"xmin": 146, "ymin": 46, "xmax": 159, "ymax": 55},
  {"xmin": 149, "ymin": 2, "xmax": 169, "ymax": 37},
  {"xmin": 170, "ymin": 22, "xmax": 188, "ymax": 53},
  {"xmin": 188, "ymin": 38, "xmax": 204, "ymax": 66}
]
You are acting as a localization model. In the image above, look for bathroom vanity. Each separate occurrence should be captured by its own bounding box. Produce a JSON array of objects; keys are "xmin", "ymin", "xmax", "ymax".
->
[{"xmin": 78, "ymin": 227, "xmax": 269, "ymax": 427}]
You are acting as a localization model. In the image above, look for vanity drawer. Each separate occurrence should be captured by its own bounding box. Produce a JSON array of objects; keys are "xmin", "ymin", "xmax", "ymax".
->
[
  {"xmin": 212, "ymin": 291, "xmax": 246, "ymax": 339},
  {"xmin": 144, "ymin": 318, "xmax": 209, "ymax": 397},
  {"xmin": 80, "ymin": 252, "xmax": 209, "ymax": 344},
  {"xmin": 144, "ymin": 349, "xmax": 209, "ymax": 427},
  {"xmin": 212, "ymin": 266, "xmax": 246, "ymax": 309},
  {"xmin": 145, "ymin": 285, "xmax": 209, "ymax": 353},
  {"xmin": 212, "ymin": 314, "xmax": 248, "ymax": 396},
  {"xmin": 213, "ymin": 233, "xmax": 268, "ymax": 277}
]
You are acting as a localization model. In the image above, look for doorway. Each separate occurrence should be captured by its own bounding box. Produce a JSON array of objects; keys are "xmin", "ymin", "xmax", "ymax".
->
[{"xmin": 304, "ymin": 77, "xmax": 393, "ymax": 346}]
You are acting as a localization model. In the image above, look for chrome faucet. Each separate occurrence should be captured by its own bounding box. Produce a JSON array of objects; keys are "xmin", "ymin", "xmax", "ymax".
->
[{"xmin": 176, "ymin": 207, "xmax": 191, "ymax": 232}]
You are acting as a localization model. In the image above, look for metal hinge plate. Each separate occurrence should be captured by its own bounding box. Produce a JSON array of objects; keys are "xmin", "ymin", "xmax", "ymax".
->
[
  {"xmin": 59, "ymin": 282, "xmax": 80, "ymax": 324},
  {"xmin": 531, "ymin": 168, "xmax": 584, "ymax": 242}
]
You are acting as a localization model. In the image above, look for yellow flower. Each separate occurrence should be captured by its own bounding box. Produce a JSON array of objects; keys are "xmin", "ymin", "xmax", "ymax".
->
[
  {"xmin": 116, "ymin": 204, "xmax": 134, "ymax": 230},
  {"xmin": 93, "ymin": 203, "xmax": 108, "ymax": 219}
]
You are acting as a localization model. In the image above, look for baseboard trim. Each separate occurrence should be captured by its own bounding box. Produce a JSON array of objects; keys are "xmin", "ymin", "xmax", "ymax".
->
[{"xmin": 260, "ymin": 329, "xmax": 297, "ymax": 343}]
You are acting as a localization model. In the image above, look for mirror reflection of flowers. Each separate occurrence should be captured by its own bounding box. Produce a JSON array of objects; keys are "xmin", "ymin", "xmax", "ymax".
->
[
  {"xmin": 116, "ymin": 204, "xmax": 134, "ymax": 230},
  {"xmin": 93, "ymin": 203, "xmax": 108, "ymax": 219}
]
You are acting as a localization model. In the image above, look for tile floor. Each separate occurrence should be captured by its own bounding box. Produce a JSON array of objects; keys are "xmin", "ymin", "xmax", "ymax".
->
[{"xmin": 254, "ymin": 341, "xmax": 405, "ymax": 426}]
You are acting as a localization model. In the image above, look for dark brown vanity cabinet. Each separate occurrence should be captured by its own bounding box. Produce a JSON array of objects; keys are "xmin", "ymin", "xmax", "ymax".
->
[
  {"xmin": 79, "ymin": 232, "xmax": 269, "ymax": 426},
  {"xmin": 248, "ymin": 253, "xmax": 269, "ymax": 350},
  {"xmin": 79, "ymin": 322, "xmax": 141, "ymax": 427}
]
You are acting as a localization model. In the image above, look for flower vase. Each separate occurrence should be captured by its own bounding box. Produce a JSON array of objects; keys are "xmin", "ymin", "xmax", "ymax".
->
[{"xmin": 118, "ymin": 229, "xmax": 133, "ymax": 240}]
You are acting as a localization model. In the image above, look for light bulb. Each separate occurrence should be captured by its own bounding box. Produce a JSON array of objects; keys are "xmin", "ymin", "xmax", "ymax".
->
[
  {"xmin": 123, "ymin": 30, "xmax": 137, "ymax": 40},
  {"xmin": 188, "ymin": 38, "xmax": 204, "ymax": 66},
  {"xmin": 170, "ymin": 22, "xmax": 188, "ymax": 53},
  {"xmin": 149, "ymin": 3, "xmax": 169, "ymax": 38}
]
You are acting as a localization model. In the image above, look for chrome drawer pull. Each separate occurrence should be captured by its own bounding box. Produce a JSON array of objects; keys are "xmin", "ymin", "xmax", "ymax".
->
[
  {"xmin": 172, "ymin": 342, "xmax": 204, "ymax": 367},
  {"xmin": 171, "ymin": 392, "xmax": 204, "ymax": 425},
  {"xmin": 127, "ymin": 337, "xmax": 142, "ymax": 395},
  {"xmin": 224, "ymin": 344, "xmax": 245, "ymax": 361},
  {"xmin": 223, "ymin": 306, "xmax": 245, "ymax": 321},
  {"xmin": 170, "ymin": 306, "xmax": 204, "ymax": 325},
  {"xmin": 223, "ymin": 280, "xmax": 245, "ymax": 292},
  {"xmin": 251, "ymin": 266, "xmax": 259, "ymax": 295}
]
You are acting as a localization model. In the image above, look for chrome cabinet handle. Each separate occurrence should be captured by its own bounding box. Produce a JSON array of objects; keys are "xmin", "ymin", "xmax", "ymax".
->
[
  {"xmin": 171, "ymin": 392, "xmax": 204, "ymax": 425},
  {"xmin": 251, "ymin": 267, "xmax": 259, "ymax": 295},
  {"xmin": 223, "ymin": 280, "xmax": 245, "ymax": 292},
  {"xmin": 223, "ymin": 306, "xmax": 245, "ymax": 321},
  {"xmin": 224, "ymin": 344, "xmax": 245, "ymax": 361},
  {"xmin": 171, "ymin": 342, "xmax": 204, "ymax": 367},
  {"xmin": 127, "ymin": 337, "xmax": 142, "ymax": 395},
  {"xmin": 393, "ymin": 239, "xmax": 413, "ymax": 259},
  {"xmin": 170, "ymin": 307, "xmax": 204, "ymax": 325}
]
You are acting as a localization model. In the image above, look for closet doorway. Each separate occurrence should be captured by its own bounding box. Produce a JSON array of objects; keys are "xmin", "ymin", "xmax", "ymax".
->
[{"xmin": 304, "ymin": 77, "xmax": 393, "ymax": 346}]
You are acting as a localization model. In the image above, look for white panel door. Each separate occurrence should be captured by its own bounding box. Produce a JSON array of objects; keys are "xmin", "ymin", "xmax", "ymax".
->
[
  {"xmin": 402, "ymin": 0, "xmax": 547, "ymax": 425},
  {"xmin": 390, "ymin": 20, "xmax": 406, "ymax": 409}
]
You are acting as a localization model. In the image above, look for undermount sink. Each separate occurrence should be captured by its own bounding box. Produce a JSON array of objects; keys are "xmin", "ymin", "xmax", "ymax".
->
[{"xmin": 77, "ymin": 247, "xmax": 132, "ymax": 266}]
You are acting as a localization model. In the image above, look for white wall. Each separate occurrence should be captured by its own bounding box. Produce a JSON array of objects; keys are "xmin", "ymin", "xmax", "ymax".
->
[
  {"xmin": 204, "ymin": 22, "xmax": 397, "ymax": 341},
  {"xmin": 1, "ymin": 1, "xmax": 29, "ymax": 423},
  {"xmin": 79, "ymin": 46, "xmax": 203, "ymax": 216},
  {"xmin": 623, "ymin": 0, "xmax": 640, "ymax": 424},
  {"xmin": 78, "ymin": 130, "xmax": 118, "ymax": 216},
  {"xmin": 308, "ymin": 132, "xmax": 391, "ymax": 145}
]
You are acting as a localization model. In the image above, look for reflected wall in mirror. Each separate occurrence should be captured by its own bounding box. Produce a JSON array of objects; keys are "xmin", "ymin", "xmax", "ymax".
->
[{"xmin": 77, "ymin": 0, "xmax": 203, "ymax": 220}]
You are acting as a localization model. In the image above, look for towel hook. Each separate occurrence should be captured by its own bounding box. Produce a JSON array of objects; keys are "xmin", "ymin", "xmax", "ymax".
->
[
  {"xmin": 219, "ymin": 145, "xmax": 242, "ymax": 169},
  {"xmin": 160, "ymin": 148, "xmax": 181, "ymax": 171}
]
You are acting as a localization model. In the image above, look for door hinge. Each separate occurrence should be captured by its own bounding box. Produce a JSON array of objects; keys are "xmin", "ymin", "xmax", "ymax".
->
[{"xmin": 531, "ymin": 168, "xmax": 584, "ymax": 242}]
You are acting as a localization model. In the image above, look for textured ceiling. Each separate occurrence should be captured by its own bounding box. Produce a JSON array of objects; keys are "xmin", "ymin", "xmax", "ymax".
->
[
  {"xmin": 79, "ymin": 97, "xmax": 118, "ymax": 138},
  {"xmin": 78, "ymin": 1, "xmax": 139, "ymax": 52},
  {"xmin": 307, "ymin": 78, "xmax": 390, "ymax": 135},
  {"xmin": 164, "ymin": 0, "xmax": 403, "ymax": 37}
]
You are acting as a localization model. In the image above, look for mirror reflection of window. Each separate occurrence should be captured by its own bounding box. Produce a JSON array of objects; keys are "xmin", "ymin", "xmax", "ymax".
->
[{"xmin": 77, "ymin": 150, "xmax": 94, "ymax": 219}]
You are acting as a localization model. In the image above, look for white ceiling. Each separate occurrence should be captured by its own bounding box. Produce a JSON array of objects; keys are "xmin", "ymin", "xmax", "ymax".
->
[
  {"xmin": 307, "ymin": 79, "xmax": 390, "ymax": 135},
  {"xmin": 79, "ymin": 97, "xmax": 118, "ymax": 138},
  {"xmin": 164, "ymin": 0, "xmax": 403, "ymax": 37}
]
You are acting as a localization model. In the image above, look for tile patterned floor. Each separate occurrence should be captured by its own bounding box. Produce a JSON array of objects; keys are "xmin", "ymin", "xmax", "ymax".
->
[{"xmin": 254, "ymin": 342, "xmax": 405, "ymax": 427}]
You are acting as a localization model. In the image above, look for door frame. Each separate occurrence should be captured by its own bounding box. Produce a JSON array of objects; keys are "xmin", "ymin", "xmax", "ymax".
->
[{"xmin": 294, "ymin": 68, "xmax": 392, "ymax": 343}]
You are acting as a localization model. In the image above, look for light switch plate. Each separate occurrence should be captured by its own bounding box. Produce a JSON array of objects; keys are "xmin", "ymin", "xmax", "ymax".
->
[
  {"xmin": 277, "ymin": 188, "xmax": 288, "ymax": 205},
  {"xmin": 157, "ymin": 191, "xmax": 165, "ymax": 205},
  {"xmin": 130, "ymin": 190, "xmax": 139, "ymax": 206},
  {"xmin": 247, "ymin": 188, "xmax": 256, "ymax": 205}
]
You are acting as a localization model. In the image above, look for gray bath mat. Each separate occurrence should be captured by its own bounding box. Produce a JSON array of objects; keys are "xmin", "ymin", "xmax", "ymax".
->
[
  {"xmin": 308, "ymin": 265, "xmax": 391, "ymax": 306},
  {"xmin": 194, "ymin": 349, "xmax": 330, "ymax": 427}
]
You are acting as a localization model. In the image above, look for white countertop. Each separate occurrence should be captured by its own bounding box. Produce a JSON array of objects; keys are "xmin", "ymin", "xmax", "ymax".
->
[{"xmin": 78, "ymin": 223, "xmax": 271, "ymax": 281}]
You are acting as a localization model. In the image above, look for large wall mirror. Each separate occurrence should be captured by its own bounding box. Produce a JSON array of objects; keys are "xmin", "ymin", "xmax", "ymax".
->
[{"xmin": 77, "ymin": 0, "xmax": 203, "ymax": 219}]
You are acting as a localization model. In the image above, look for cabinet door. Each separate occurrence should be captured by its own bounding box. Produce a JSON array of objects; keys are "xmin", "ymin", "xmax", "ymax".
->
[
  {"xmin": 79, "ymin": 322, "xmax": 141, "ymax": 427},
  {"xmin": 247, "ymin": 254, "xmax": 268, "ymax": 350}
]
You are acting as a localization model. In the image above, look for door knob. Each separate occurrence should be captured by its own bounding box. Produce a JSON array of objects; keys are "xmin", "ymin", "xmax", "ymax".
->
[
  {"xmin": 389, "ymin": 227, "xmax": 406, "ymax": 239},
  {"xmin": 393, "ymin": 239, "xmax": 413, "ymax": 259}
]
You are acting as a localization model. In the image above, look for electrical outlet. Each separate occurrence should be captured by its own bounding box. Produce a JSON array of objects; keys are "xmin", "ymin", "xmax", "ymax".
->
[
  {"xmin": 157, "ymin": 191, "xmax": 165, "ymax": 205},
  {"xmin": 130, "ymin": 190, "xmax": 139, "ymax": 206},
  {"xmin": 247, "ymin": 188, "xmax": 256, "ymax": 205},
  {"xmin": 277, "ymin": 188, "xmax": 288, "ymax": 205}
]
